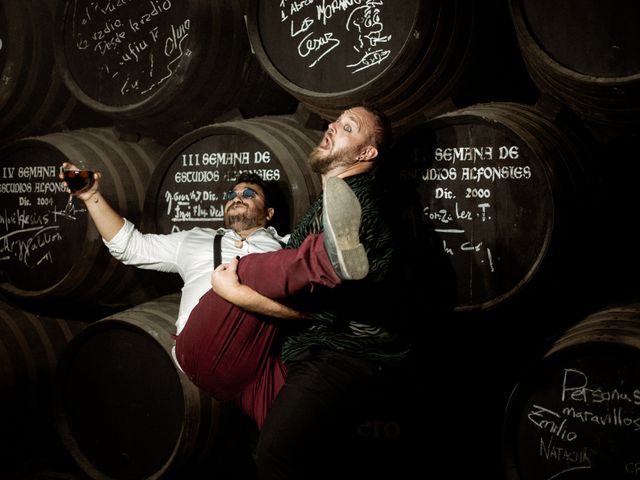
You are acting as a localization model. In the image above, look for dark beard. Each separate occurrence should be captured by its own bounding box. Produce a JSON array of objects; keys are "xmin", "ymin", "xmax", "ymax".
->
[
  {"xmin": 309, "ymin": 143, "xmax": 361, "ymax": 174},
  {"xmin": 225, "ymin": 210, "xmax": 264, "ymax": 232}
]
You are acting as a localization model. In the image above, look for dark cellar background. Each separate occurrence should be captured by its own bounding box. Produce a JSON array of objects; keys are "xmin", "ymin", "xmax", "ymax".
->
[{"xmin": 1, "ymin": 0, "xmax": 639, "ymax": 479}]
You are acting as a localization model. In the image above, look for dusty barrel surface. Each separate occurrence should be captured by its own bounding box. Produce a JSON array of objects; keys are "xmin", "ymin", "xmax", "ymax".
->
[
  {"xmin": 0, "ymin": 128, "xmax": 166, "ymax": 305},
  {"xmin": 390, "ymin": 102, "xmax": 601, "ymax": 312},
  {"xmin": 54, "ymin": 294, "xmax": 229, "ymax": 480},
  {"xmin": 502, "ymin": 303, "xmax": 640, "ymax": 479},
  {"xmin": 0, "ymin": 0, "xmax": 79, "ymax": 143},
  {"xmin": 54, "ymin": 0, "xmax": 296, "ymax": 141},
  {"xmin": 0, "ymin": 298, "xmax": 84, "ymax": 463},
  {"xmin": 246, "ymin": 0, "xmax": 509, "ymax": 129},
  {"xmin": 143, "ymin": 115, "xmax": 322, "ymax": 235},
  {"xmin": 509, "ymin": 0, "xmax": 640, "ymax": 130}
]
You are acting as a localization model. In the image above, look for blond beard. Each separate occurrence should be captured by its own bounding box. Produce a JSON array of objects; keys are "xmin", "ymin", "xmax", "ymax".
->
[{"xmin": 309, "ymin": 143, "xmax": 362, "ymax": 174}]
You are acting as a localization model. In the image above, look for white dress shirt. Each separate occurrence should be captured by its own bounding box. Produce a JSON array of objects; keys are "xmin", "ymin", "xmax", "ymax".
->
[{"xmin": 104, "ymin": 218, "xmax": 288, "ymax": 334}]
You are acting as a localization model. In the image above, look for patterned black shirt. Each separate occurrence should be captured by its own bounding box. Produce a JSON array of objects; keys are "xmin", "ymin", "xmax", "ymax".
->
[{"xmin": 280, "ymin": 173, "xmax": 412, "ymax": 364}]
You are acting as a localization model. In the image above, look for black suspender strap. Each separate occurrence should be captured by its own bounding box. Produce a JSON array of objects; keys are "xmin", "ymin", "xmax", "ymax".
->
[{"xmin": 213, "ymin": 233, "xmax": 223, "ymax": 269}]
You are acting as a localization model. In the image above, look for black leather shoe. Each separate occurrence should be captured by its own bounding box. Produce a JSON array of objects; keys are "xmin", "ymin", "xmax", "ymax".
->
[{"xmin": 322, "ymin": 176, "xmax": 369, "ymax": 280}]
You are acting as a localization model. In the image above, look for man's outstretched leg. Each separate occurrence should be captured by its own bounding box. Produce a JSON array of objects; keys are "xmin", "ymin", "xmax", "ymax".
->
[{"xmin": 231, "ymin": 175, "xmax": 369, "ymax": 299}]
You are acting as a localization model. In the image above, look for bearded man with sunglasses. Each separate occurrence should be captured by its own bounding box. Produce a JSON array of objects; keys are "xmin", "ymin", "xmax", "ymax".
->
[{"xmin": 60, "ymin": 165, "xmax": 288, "ymax": 343}]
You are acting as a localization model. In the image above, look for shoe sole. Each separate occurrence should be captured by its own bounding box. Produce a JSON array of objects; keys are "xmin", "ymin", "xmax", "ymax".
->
[{"xmin": 323, "ymin": 177, "xmax": 369, "ymax": 280}]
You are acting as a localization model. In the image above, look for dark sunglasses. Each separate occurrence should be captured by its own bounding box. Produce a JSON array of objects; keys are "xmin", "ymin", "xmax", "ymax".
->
[{"xmin": 223, "ymin": 187, "xmax": 259, "ymax": 201}]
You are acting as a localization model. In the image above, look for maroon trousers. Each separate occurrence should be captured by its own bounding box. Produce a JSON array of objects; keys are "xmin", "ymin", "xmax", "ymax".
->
[{"xmin": 175, "ymin": 233, "xmax": 340, "ymax": 428}]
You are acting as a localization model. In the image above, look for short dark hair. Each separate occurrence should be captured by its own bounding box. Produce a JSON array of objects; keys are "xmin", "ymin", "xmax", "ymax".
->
[
  {"xmin": 233, "ymin": 172, "xmax": 291, "ymax": 232},
  {"xmin": 361, "ymin": 103, "xmax": 393, "ymax": 155},
  {"xmin": 233, "ymin": 172, "xmax": 273, "ymax": 208}
]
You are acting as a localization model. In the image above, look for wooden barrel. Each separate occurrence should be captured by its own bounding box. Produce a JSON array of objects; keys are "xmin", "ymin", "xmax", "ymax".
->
[
  {"xmin": 246, "ymin": 0, "xmax": 520, "ymax": 130},
  {"xmin": 388, "ymin": 102, "xmax": 603, "ymax": 313},
  {"xmin": 53, "ymin": 0, "xmax": 296, "ymax": 143},
  {"xmin": 0, "ymin": 0, "xmax": 81, "ymax": 143},
  {"xmin": 54, "ymin": 294, "xmax": 240, "ymax": 480},
  {"xmin": 502, "ymin": 302, "xmax": 640, "ymax": 479},
  {"xmin": 509, "ymin": 0, "xmax": 640, "ymax": 131},
  {"xmin": 0, "ymin": 298, "xmax": 84, "ymax": 465},
  {"xmin": 143, "ymin": 114, "xmax": 322, "ymax": 235},
  {"xmin": 0, "ymin": 128, "xmax": 168, "ymax": 306}
]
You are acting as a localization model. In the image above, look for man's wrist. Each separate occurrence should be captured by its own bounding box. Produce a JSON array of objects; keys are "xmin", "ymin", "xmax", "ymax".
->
[{"xmin": 82, "ymin": 191, "xmax": 100, "ymax": 204}]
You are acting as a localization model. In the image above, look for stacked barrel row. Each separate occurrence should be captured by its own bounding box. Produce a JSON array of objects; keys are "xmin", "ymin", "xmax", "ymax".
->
[
  {"xmin": 0, "ymin": 112, "xmax": 324, "ymax": 477},
  {"xmin": 1, "ymin": 0, "xmax": 639, "ymax": 479},
  {"xmin": 0, "ymin": 0, "xmax": 109, "ymax": 145},
  {"xmin": 498, "ymin": 2, "xmax": 640, "ymax": 479},
  {"xmin": 1, "ymin": 1, "xmax": 321, "ymax": 476}
]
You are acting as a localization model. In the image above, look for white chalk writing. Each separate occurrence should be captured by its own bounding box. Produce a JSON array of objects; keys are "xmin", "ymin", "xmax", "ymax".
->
[
  {"xmin": 517, "ymin": 365, "xmax": 640, "ymax": 478},
  {"xmin": 66, "ymin": 0, "xmax": 190, "ymax": 100},
  {"xmin": 276, "ymin": 0, "xmax": 392, "ymax": 71},
  {"xmin": 157, "ymin": 150, "xmax": 282, "ymax": 231}
]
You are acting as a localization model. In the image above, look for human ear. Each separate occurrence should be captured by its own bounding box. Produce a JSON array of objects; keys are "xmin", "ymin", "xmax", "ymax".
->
[{"xmin": 359, "ymin": 145, "xmax": 378, "ymax": 161}]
